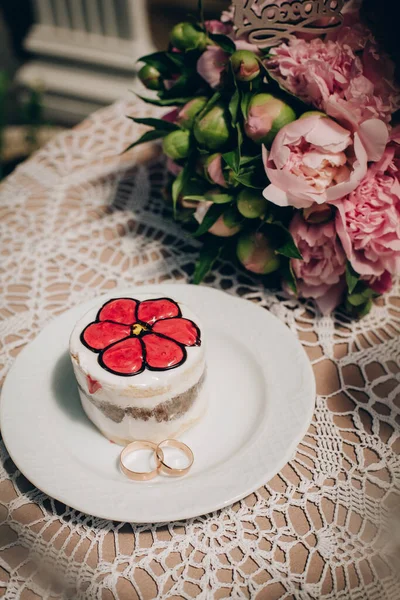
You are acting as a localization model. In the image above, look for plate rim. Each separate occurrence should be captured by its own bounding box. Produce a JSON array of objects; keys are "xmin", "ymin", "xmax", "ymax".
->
[{"xmin": 0, "ymin": 284, "xmax": 316, "ymax": 523}]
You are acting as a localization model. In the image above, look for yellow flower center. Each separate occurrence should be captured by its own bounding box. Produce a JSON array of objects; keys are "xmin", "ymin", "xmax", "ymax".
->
[{"xmin": 132, "ymin": 322, "xmax": 149, "ymax": 336}]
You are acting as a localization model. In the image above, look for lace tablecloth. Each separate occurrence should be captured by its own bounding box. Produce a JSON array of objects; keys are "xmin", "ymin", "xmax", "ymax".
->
[{"xmin": 0, "ymin": 99, "xmax": 399, "ymax": 600}]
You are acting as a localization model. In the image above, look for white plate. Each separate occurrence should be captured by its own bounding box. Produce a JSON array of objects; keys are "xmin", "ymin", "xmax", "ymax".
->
[{"xmin": 0, "ymin": 285, "xmax": 315, "ymax": 523}]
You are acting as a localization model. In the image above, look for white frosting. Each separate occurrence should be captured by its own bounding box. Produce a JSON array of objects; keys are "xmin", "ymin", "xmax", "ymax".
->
[{"xmin": 69, "ymin": 293, "xmax": 207, "ymax": 443}]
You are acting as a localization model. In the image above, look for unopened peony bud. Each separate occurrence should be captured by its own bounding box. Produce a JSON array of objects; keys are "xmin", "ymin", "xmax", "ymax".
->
[
  {"xmin": 138, "ymin": 64, "xmax": 163, "ymax": 91},
  {"xmin": 230, "ymin": 50, "xmax": 260, "ymax": 82},
  {"xmin": 170, "ymin": 22, "xmax": 208, "ymax": 52},
  {"xmin": 162, "ymin": 130, "xmax": 190, "ymax": 160},
  {"xmin": 195, "ymin": 201, "xmax": 241, "ymax": 237},
  {"xmin": 237, "ymin": 231, "xmax": 280, "ymax": 274},
  {"xmin": 299, "ymin": 111, "xmax": 326, "ymax": 120},
  {"xmin": 177, "ymin": 97, "xmax": 208, "ymax": 129},
  {"xmin": 194, "ymin": 103, "xmax": 232, "ymax": 151},
  {"xmin": 303, "ymin": 204, "xmax": 333, "ymax": 224},
  {"xmin": 237, "ymin": 189, "xmax": 268, "ymax": 219},
  {"xmin": 245, "ymin": 93, "xmax": 296, "ymax": 145}
]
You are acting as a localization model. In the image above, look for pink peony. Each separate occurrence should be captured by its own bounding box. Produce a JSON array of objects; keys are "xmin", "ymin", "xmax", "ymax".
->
[
  {"xmin": 197, "ymin": 46, "xmax": 229, "ymax": 88},
  {"xmin": 263, "ymin": 115, "xmax": 368, "ymax": 209},
  {"xmin": 266, "ymin": 38, "xmax": 359, "ymax": 109},
  {"xmin": 265, "ymin": 36, "xmax": 398, "ymax": 160},
  {"xmin": 366, "ymin": 272, "xmax": 393, "ymax": 295},
  {"xmin": 335, "ymin": 140, "xmax": 400, "ymax": 277},
  {"xmin": 290, "ymin": 213, "xmax": 346, "ymax": 314},
  {"xmin": 205, "ymin": 20, "xmax": 232, "ymax": 35}
]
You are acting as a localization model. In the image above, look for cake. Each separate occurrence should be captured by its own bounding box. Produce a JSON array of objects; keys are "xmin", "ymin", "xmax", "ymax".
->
[{"xmin": 69, "ymin": 295, "xmax": 207, "ymax": 445}]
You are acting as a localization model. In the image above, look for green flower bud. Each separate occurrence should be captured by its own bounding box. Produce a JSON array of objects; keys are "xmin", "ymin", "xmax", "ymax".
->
[
  {"xmin": 138, "ymin": 64, "xmax": 163, "ymax": 91},
  {"xmin": 245, "ymin": 93, "xmax": 296, "ymax": 145},
  {"xmin": 170, "ymin": 22, "xmax": 208, "ymax": 52},
  {"xmin": 194, "ymin": 103, "xmax": 232, "ymax": 151},
  {"xmin": 230, "ymin": 50, "xmax": 260, "ymax": 82},
  {"xmin": 177, "ymin": 97, "xmax": 208, "ymax": 129},
  {"xmin": 237, "ymin": 231, "xmax": 280, "ymax": 275},
  {"xmin": 237, "ymin": 189, "xmax": 268, "ymax": 219},
  {"xmin": 162, "ymin": 130, "xmax": 190, "ymax": 160}
]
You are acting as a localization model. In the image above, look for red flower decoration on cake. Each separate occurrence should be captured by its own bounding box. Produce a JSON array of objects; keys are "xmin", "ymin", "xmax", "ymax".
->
[{"xmin": 80, "ymin": 297, "xmax": 201, "ymax": 376}]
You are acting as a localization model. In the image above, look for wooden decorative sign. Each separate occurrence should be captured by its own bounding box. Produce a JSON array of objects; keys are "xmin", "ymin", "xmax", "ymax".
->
[{"xmin": 233, "ymin": 0, "xmax": 344, "ymax": 48}]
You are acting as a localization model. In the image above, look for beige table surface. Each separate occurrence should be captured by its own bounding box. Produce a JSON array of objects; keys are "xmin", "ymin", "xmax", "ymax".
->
[{"xmin": 0, "ymin": 99, "xmax": 399, "ymax": 600}]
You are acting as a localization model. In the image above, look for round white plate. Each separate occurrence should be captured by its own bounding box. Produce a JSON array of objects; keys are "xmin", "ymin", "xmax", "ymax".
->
[{"xmin": 1, "ymin": 285, "xmax": 315, "ymax": 523}]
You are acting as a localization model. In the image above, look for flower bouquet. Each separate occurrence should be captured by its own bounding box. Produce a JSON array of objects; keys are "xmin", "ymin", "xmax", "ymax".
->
[{"xmin": 129, "ymin": 0, "xmax": 400, "ymax": 317}]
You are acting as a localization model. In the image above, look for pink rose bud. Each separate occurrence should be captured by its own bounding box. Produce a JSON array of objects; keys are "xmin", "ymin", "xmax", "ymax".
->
[
  {"xmin": 237, "ymin": 189, "xmax": 268, "ymax": 219},
  {"xmin": 162, "ymin": 130, "xmax": 190, "ymax": 160},
  {"xmin": 138, "ymin": 64, "xmax": 163, "ymax": 91},
  {"xmin": 177, "ymin": 97, "xmax": 208, "ymax": 129},
  {"xmin": 230, "ymin": 50, "xmax": 261, "ymax": 82},
  {"xmin": 237, "ymin": 231, "xmax": 280, "ymax": 274},
  {"xmin": 303, "ymin": 204, "xmax": 334, "ymax": 224},
  {"xmin": 245, "ymin": 94, "xmax": 296, "ymax": 145},
  {"xmin": 194, "ymin": 103, "xmax": 232, "ymax": 151},
  {"xmin": 170, "ymin": 22, "xmax": 208, "ymax": 52}
]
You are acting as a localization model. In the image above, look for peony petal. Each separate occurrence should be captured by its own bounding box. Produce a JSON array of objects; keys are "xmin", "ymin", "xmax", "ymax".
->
[
  {"xmin": 137, "ymin": 298, "xmax": 181, "ymax": 325},
  {"xmin": 98, "ymin": 298, "xmax": 137, "ymax": 324},
  {"xmin": 152, "ymin": 318, "xmax": 201, "ymax": 347},
  {"xmin": 143, "ymin": 333, "xmax": 185, "ymax": 370},
  {"xmin": 81, "ymin": 321, "xmax": 131, "ymax": 351},
  {"xmin": 358, "ymin": 119, "xmax": 389, "ymax": 162},
  {"xmin": 314, "ymin": 280, "xmax": 346, "ymax": 315},
  {"xmin": 100, "ymin": 337, "xmax": 144, "ymax": 376}
]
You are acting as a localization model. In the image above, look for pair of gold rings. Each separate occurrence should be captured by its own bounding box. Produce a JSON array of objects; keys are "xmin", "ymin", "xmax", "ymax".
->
[{"xmin": 119, "ymin": 439, "xmax": 194, "ymax": 481}]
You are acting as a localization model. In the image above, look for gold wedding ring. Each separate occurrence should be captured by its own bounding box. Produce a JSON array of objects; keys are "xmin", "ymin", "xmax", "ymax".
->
[
  {"xmin": 156, "ymin": 439, "xmax": 194, "ymax": 477},
  {"xmin": 119, "ymin": 440, "xmax": 164, "ymax": 481}
]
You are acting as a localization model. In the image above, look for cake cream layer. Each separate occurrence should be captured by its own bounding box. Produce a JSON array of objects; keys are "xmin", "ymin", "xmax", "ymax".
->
[{"xmin": 78, "ymin": 372, "xmax": 208, "ymax": 445}]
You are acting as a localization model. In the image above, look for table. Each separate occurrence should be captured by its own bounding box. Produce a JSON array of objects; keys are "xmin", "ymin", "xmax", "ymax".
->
[{"xmin": 0, "ymin": 98, "xmax": 399, "ymax": 600}]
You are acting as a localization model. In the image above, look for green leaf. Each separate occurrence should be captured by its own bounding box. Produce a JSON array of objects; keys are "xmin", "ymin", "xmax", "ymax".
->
[
  {"xmin": 222, "ymin": 150, "xmax": 240, "ymax": 174},
  {"xmin": 276, "ymin": 236, "xmax": 302, "ymax": 259},
  {"xmin": 136, "ymin": 93, "xmax": 192, "ymax": 107},
  {"xmin": 265, "ymin": 222, "xmax": 303, "ymax": 259},
  {"xmin": 234, "ymin": 169, "xmax": 264, "ymax": 189},
  {"xmin": 205, "ymin": 192, "xmax": 233, "ymax": 204},
  {"xmin": 127, "ymin": 116, "xmax": 180, "ymax": 131},
  {"xmin": 193, "ymin": 203, "xmax": 225, "ymax": 237},
  {"xmin": 123, "ymin": 129, "xmax": 169, "ymax": 152},
  {"xmin": 240, "ymin": 91, "xmax": 252, "ymax": 120},
  {"xmin": 346, "ymin": 261, "xmax": 360, "ymax": 294},
  {"xmin": 193, "ymin": 240, "xmax": 223, "ymax": 284},
  {"xmin": 281, "ymin": 259, "xmax": 297, "ymax": 294},
  {"xmin": 229, "ymin": 88, "xmax": 240, "ymax": 127},
  {"xmin": 236, "ymin": 123, "xmax": 243, "ymax": 162},
  {"xmin": 195, "ymin": 91, "xmax": 221, "ymax": 123},
  {"xmin": 240, "ymin": 154, "xmax": 262, "ymax": 167},
  {"xmin": 208, "ymin": 33, "xmax": 236, "ymax": 54},
  {"xmin": 138, "ymin": 51, "xmax": 173, "ymax": 76},
  {"xmin": 171, "ymin": 163, "xmax": 191, "ymax": 218},
  {"xmin": 183, "ymin": 195, "xmax": 206, "ymax": 202}
]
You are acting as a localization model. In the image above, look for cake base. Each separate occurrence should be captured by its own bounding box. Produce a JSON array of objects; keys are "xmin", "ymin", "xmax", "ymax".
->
[{"xmin": 79, "ymin": 378, "xmax": 208, "ymax": 445}]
